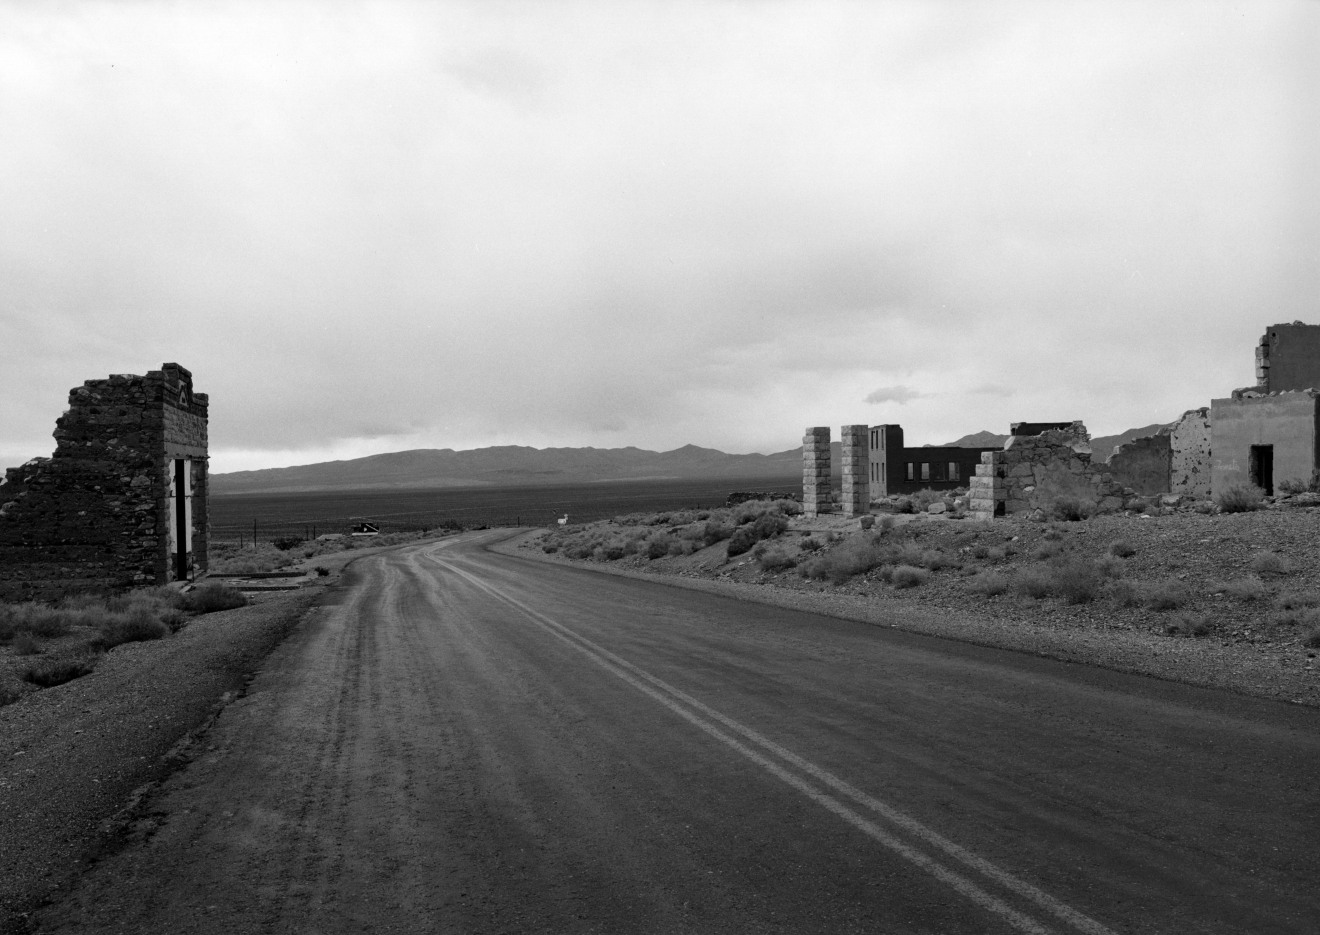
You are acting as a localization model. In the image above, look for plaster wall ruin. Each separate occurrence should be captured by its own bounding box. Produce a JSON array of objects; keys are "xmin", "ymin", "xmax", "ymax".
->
[
  {"xmin": 1210, "ymin": 390, "xmax": 1319, "ymax": 496},
  {"xmin": 969, "ymin": 422, "xmax": 1124, "ymax": 520},
  {"xmin": 0, "ymin": 364, "xmax": 208, "ymax": 602},
  {"xmin": 1169, "ymin": 408, "xmax": 1212, "ymax": 498},
  {"xmin": 802, "ymin": 427, "xmax": 831, "ymax": 518}
]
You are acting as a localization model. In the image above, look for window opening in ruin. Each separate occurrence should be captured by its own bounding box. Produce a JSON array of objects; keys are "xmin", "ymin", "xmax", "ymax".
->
[
  {"xmin": 906, "ymin": 463, "xmax": 915, "ymax": 481},
  {"xmin": 1249, "ymin": 445, "xmax": 1274, "ymax": 496},
  {"xmin": 948, "ymin": 461, "xmax": 959, "ymax": 481},
  {"xmin": 170, "ymin": 458, "xmax": 193, "ymax": 581},
  {"xmin": 920, "ymin": 463, "xmax": 930, "ymax": 481}
]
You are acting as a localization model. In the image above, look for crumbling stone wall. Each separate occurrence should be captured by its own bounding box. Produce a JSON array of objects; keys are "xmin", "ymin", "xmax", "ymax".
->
[
  {"xmin": 969, "ymin": 422, "xmax": 1124, "ymax": 520},
  {"xmin": 0, "ymin": 364, "xmax": 208, "ymax": 602},
  {"xmin": 1169, "ymin": 407, "xmax": 1212, "ymax": 498},
  {"xmin": 802, "ymin": 427, "xmax": 831, "ymax": 518},
  {"xmin": 839, "ymin": 424, "xmax": 868, "ymax": 517},
  {"xmin": 1106, "ymin": 432, "xmax": 1172, "ymax": 496},
  {"xmin": 1255, "ymin": 322, "xmax": 1320, "ymax": 394},
  {"xmin": 1211, "ymin": 389, "xmax": 1319, "ymax": 496}
]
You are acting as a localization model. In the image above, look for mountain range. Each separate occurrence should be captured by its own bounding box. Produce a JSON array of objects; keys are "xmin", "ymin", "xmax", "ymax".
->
[{"xmin": 211, "ymin": 424, "xmax": 1169, "ymax": 495}]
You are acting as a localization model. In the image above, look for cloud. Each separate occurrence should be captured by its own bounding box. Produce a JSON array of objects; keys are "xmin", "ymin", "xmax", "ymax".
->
[{"xmin": 865, "ymin": 386, "xmax": 926, "ymax": 406}]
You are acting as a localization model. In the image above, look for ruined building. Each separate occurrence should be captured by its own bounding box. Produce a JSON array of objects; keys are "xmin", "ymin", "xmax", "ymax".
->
[
  {"xmin": 0, "ymin": 364, "xmax": 208, "ymax": 601},
  {"xmin": 967, "ymin": 422, "xmax": 1125, "ymax": 521},
  {"xmin": 867, "ymin": 425, "xmax": 999, "ymax": 499},
  {"xmin": 1209, "ymin": 323, "xmax": 1320, "ymax": 496}
]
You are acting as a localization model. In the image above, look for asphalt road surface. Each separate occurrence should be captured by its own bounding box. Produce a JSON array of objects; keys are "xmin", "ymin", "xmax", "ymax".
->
[{"xmin": 32, "ymin": 532, "xmax": 1320, "ymax": 934}]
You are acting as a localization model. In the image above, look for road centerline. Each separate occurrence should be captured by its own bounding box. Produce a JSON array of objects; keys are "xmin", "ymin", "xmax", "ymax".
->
[{"xmin": 426, "ymin": 547, "xmax": 1117, "ymax": 935}]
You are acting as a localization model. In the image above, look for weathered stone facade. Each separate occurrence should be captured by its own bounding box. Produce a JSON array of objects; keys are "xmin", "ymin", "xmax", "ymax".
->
[
  {"xmin": 1210, "ymin": 389, "xmax": 1319, "ymax": 497},
  {"xmin": 969, "ymin": 422, "xmax": 1124, "ymax": 520},
  {"xmin": 839, "ymin": 424, "xmax": 868, "ymax": 516},
  {"xmin": 1169, "ymin": 407, "xmax": 1212, "ymax": 498},
  {"xmin": 0, "ymin": 364, "xmax": 208, "ymax": 602},
  {"xmin": 802, "ymin": 427, "xmax": 831, "ymax": 518},
  {"xmin": 866, "ymin": 423, "xmax": 997, "ymax": 499},
  {"xmin": 1255, "ymin": 322, "xmax": 1320, "ymax": 394}
]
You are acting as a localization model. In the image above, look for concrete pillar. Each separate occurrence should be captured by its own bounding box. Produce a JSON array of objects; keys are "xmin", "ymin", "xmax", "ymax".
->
[
  {"xmin": 802, "ymin": 427, "xmax": 832, "ymax": 517},
  {"xmin": 840, "ymin": 424, "xmax": 869, "ymax": 517}
]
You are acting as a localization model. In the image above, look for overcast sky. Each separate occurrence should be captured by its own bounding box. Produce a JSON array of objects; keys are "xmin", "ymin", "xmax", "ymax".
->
[{"xmin": 2, "ymin": 1, "xmax": 1316, "ymax": 475}]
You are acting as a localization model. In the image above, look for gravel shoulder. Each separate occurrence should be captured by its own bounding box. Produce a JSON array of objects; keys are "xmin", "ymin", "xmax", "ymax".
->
[
  {"xmin": 0, "ymin": 589, "xmax": 320, "ymax": 932},
  {"xmin": 493, "ymin": 508, "xmax": 1320, "ymax": 709}
]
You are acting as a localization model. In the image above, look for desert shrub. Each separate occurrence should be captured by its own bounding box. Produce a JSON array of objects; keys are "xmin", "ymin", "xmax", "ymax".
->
[
  {"xmin": 890, "ymin": 541, "xmax": 924, "ymax": 567},
  {"xmin": 1014, "ymin": 566, "xmax": 1055, "ymax": 599},
  {"xmin": 726, "ymin": 514, "xmax": 789, "ymax": 557},
  {"xmin": 1275, "ymin": 590, "xmax": 1320, "ymax": 611},
  {"xmin": 272, "ymin": 536, "xmax": 304, "ymax": 551},
  {"xmin": 22, "ymin": 652, "xmax": 99, "ymax": 687},
  {"xmin": 858, "ymin": 515, "xmax": 875, "ymax": 530},
  {"xmin": 1043, "ymin": 526, "xmax": 1064, "ymax": 542},
  {"xmin": 894, "ymin": 497, "xmax": 916, "ymax": 515},
  {"xmin": 920, "ymin": 549, "xmax": 951, "ymax": 571},
  {"xmin": 182, "ymin": 583, "xmax": 249, "ymax": 614},
  {"xmin": 1031, "ymin": 542, "xmax": 1063, "ymax": 561},
  {"xmin": 1216, "ymin": 484, "xmax": 1265, "ymax": 513},
  {"xmin": 1249, "ymin": 551, "xmax": 1292, "ymax": 576},
  {"xmin": 1276, "ymin": 478, "xmax": 1311, "ymax": 495},
  {"xmin": 968, "ymin": 571, "xmax": 1008, "ymax": 596},
  {"xmin": 811, "ymin": 535, "xmax": 888, "ymax": 583},
  {"xmin": 1093, "ymin": 555, "xmax": 1126, "ymax": 578},
  {"xmin": 98, "ymin": 608, "xmax": 170, "ymax": 648},
  {"xmin": 1142, "ymin": 582, "xmax": 1184, "ymax": 611},
  {"xmin": 1220, "ymin": 577, "xmax": 1265, "ymax": 602},
  {"xmin": 984, "ymin": 546, "xmax": 1007, "ymax": 563},
  {"xmin": 875, "ymin": 516, "xmax": 896, "ymax": 533},
  {"xmin": 0, "ymin": 683, "xmax": 27, "ymax": 707},
  {"xmin": 756, "ymin": 544, "xmax": 799, "ymax": 572},
  {"xmin": 970, "ymin": 544, "xmax": 990, "ymax": 560},
  {"xmin": 13, "ymin": 633, "xmax": 41, "ymax": 656},
  {"xmin": 1165, "ymin": 614, "xmax": 1213, "ymax": 638},
  {"xmin": 890, "ymin": 565, "xmax": 929, "ymax": 588},
  {"xmin": 1109, "ymin": 540, "xmax": 1136, "ymax": 558},
  {"xmin": 646, "ymin": 535, "xmax": 673, "ymax": 559},
  {"xmin": 1110, "ymin": 580, "xmax": 1142, "ymax": 608},
  {"xmin": 0, "ymin": 613, "xmax": 15, "ymax": 643},
  {"xmin": 1304, "ymin": 629, "xmax": 1320, "ymax": 649},
  {"xmin": 910, "ymin": 489, "xmax": 944, "ymax": 512},
  {"xmin": 314, "ymin": 566, "xmax": 331, "ymax": 576},
  {"xmin": 699, "ymin": 521, "xmax": 733, "ymax": 547},
  {"xmin": 1051, "ymin": 559, "xmax": 1105, "ymax": 604},
  {"xmin": 1049, "ymin": 496, "xmax": 1092, "ymax": 522}
]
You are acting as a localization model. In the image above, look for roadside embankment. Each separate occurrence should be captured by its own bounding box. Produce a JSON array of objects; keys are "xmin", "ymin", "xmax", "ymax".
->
[
  {"xmin": 492, "ymin": 509, "xmax": 1320, "ymax": 709},
  {"xmin": 0, "ymin": 590, "xmax": 316, "ymax": 933}
]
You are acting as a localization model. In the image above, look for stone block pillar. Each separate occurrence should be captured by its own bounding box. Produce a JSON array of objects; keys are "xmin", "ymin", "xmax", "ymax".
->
[
  {"xmin": 968, "ymin": 451, "xmax": 1004, "ymax": 521},
  {"xmin": 840, "ymin": 424, "xmax": 869, "ymax": 517},
  {"xmin": 802, "ymin": 427, "xmax": 831, "ymax": 517}
]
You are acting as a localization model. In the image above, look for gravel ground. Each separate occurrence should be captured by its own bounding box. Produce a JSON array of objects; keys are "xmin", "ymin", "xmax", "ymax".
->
[
  {"xmin": 505, "ymin": 505, "xmax": 1320, "ymax": 709},
  {"xmin": 0, "ymin": 590, "xmax": 316, "ymax": 933}
]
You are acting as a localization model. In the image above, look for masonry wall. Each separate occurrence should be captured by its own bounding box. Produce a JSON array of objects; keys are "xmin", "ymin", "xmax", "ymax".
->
[
  {"xmin": 1210, "ymin": 391, "xmax": 1319, "ymax": 495},
  {"xmin": 1169, "ymin": 408, "xmax": 1212, "ymax": 498},
  {"xmin": 839, "ymin": 425, "xmax": 868, "ymax": 516},
  {"xmin": 1257, "ymin": 322, "xmax": 1320, "ymax": 393},
  {"xmin": 0, "ymin": 364, "xmax": 208, "ymax": 602},
  {"xmin": 802, "ymin": 427, "xmax": 831, "ymax": 517},
  {"xmin": 1106, "ymin": 432, "xmax": 1171, "ymax": 496},
  {"xmin": 969, "ymin": 422, "xmax": 1124, "ymax": 520}
]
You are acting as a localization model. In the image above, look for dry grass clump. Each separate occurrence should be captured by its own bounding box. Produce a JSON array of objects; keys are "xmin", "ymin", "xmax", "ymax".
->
[
  {"xmin": 1248, "ymin": 551, "xmax": 1292, "ymax": 576},
  {"xmin": 890, "ymin": 565, "xmax": 929, "ymax": 588},
  {"xmin": 727, "ymin": 513, "xmax": 790, "ymax": 557},
  {"xmin": 754, "ymin": 542, "xmax": 799, "ymax": 572},
  {"xmin": 1216, "ymin": 484, "xmax": 1265, "ymax": 513},
  {"xmin": 968, "ymin": 571, "xmax": 1009, "ymax": 596},
  {"xmin": 1274, "ymin": 590, "xmax": 1320, "ymax": 611},
  {"xmin": 22, "ymin": 652, "xmax": 100, "ymax": 688},
  {"xmin": 1164, "ymin": 613, "xmax": 1213, "ymax": 638},
  {"xmin": 1108, "ymin": 540, "xmax": 1136, "ymax": 558},
  {"xmin": 1110, "ymin": 579, "xmax": 1185, "ymax": 611},
  {"xmin": 1217, "ymin": 577, "xmax": 1266, "ymax": 602}
]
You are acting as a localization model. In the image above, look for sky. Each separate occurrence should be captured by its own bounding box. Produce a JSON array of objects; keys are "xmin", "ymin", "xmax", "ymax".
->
[{"xmin": 1, "ymin": 1, "xmax": 1316, "ymax": 474}]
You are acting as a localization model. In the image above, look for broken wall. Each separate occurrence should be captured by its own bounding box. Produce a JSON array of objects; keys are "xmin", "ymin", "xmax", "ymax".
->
[
  {"xmin": 969, "ymin": 422, "xmax": 1124, "ymax": 520},
  {"xmin": 1256, "ymin": 322, "xmax": 1320, "ymax": 393},
  {"xmin": 1106, "ymin": 432, "xmax": 1171, "ymax": 496},
  {"xmin": 1169, "ymin": 408, "xmax": 1212, "ymax": 498},
  {"xmin": 0, "ymin": 364, "xmax": 208, "ymax": 602}
]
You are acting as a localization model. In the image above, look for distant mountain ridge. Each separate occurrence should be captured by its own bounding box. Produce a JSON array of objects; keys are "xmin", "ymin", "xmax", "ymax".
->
[
  {"xmin": 210, "ymin": 444, "xmax": 804, "ymax": 495},
  {"xmin": 212, "ymin": 423, "xmax": 1174, "ymax": 495}
]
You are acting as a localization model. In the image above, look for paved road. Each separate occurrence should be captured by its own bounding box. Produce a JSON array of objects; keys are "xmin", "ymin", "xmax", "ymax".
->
[{"xmin": 33, "ymin": 532, "xmax": 1320, "ymax": 934}]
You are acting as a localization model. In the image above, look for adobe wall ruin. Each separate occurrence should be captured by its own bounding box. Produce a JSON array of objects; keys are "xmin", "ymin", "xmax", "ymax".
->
[
  {"xmin": 0, "ymin": 363, "xmax": 208, "ymax": 602},
  {"xmin": 969, "ymin": 422, "xmax": 1124, "ymax": 520},
  {"xmin": 1211, "ymin": 390, "xmax": 1319, "ymax": 496},
  {"xmin": 1106, "ymin": 432, "xmax": 1172, "ymax": 496},
  {"xmin": 1168, "ymin": 408, "xmax": 1212, "ymax": 497}
]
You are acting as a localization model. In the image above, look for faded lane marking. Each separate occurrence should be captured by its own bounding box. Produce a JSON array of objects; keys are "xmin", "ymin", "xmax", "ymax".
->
[{"xmin": 426, "ymin": 549, "xmax": 1117, "ymax": 935}]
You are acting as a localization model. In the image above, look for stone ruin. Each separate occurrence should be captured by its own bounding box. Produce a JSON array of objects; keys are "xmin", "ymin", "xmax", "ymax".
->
[
  {"xmin": 802, "ymin": 427, "xmax": 831, "ymax": 517},
  {"xmin": 0, "ymin": 363, "xmax": 208, "ymax": 602},
  {"xmin": 967, "ymin": 422, "xmax": 1124, "ymax": 521}
]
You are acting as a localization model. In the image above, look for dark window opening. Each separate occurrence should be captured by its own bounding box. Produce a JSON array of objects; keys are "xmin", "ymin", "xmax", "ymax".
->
[
  {"xmin": 948, "ymin": 461, "xmax": 960, "ymax": 481},
  {"xmin": 906, "ymin": 462, "xmax": 915, "ymax": 481},
  {"xmin": 920, "ymin": 463, "xmax": 930, "ymax": 481},
  {"xmin": 1249, "ymin": 445, "xmax": 1274, "ymax": 496}
]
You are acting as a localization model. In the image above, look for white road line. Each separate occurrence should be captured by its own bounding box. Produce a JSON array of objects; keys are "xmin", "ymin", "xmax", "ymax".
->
[{"xmin": 426, "ymin": 550, "xmax": 1118, "ymax": 935}]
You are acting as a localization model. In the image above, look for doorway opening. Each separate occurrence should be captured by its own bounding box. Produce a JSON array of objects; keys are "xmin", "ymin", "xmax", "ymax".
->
[{"xmin": 1249, "ymin": 445, "xmax": 1274, "ymax": 496}]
